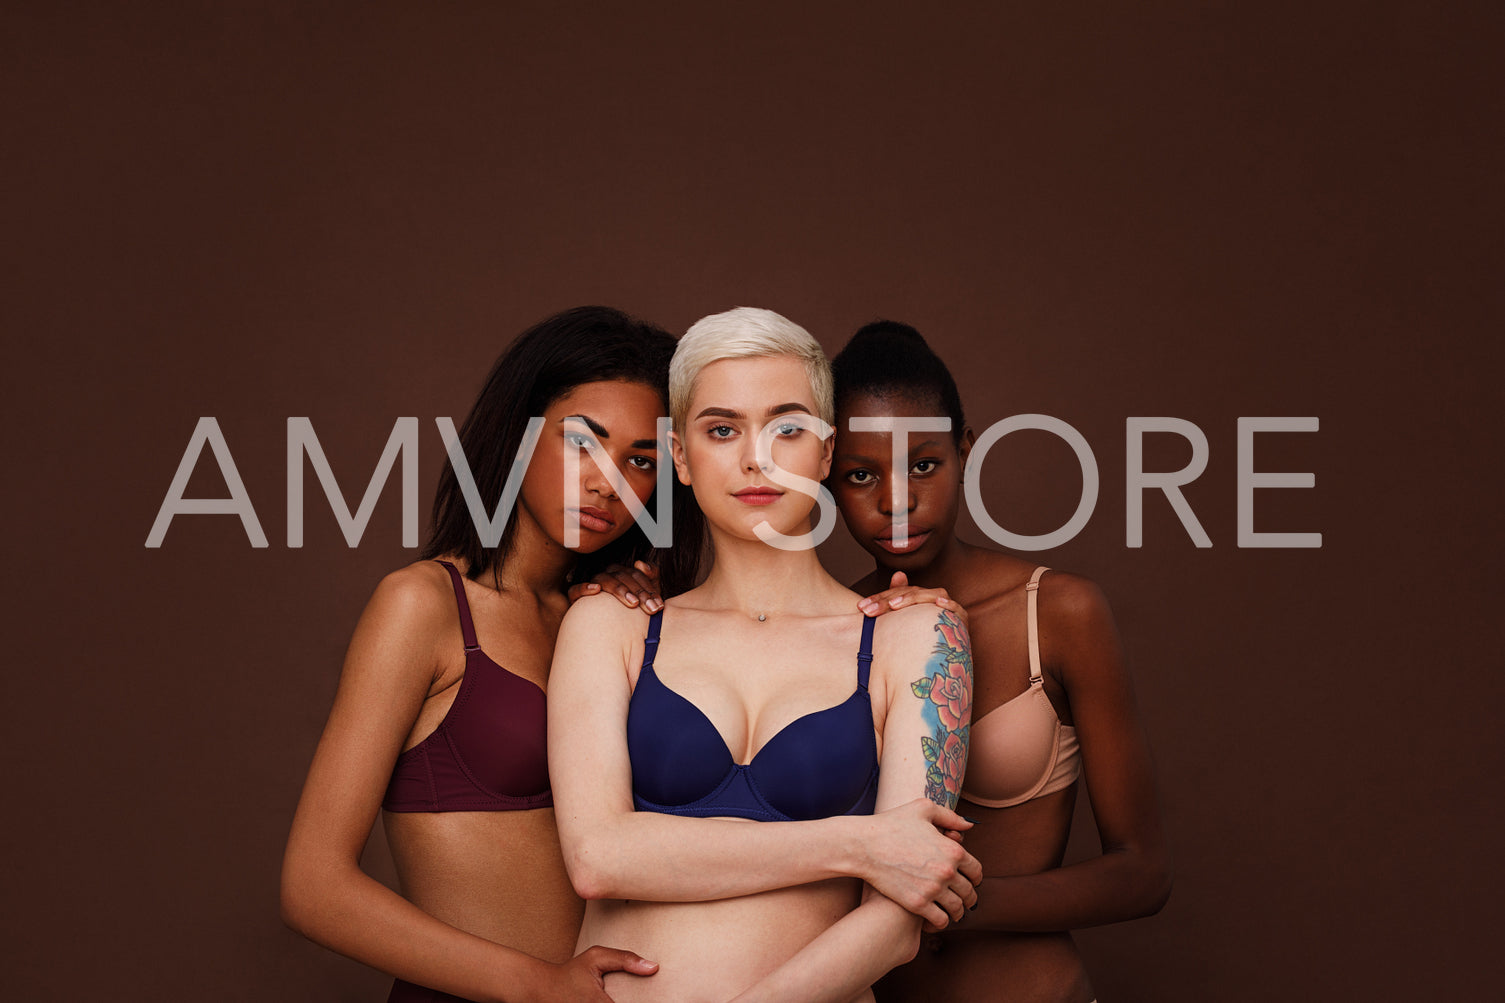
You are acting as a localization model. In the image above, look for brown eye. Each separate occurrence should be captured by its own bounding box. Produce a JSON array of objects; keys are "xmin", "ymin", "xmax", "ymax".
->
[
  {"xmin": 845, "ymin": 469, "xmax": 874, "ymax": 485},
  {"xmin": 911, "ymin": 459, "xmax": 939, "ymax": 475}
]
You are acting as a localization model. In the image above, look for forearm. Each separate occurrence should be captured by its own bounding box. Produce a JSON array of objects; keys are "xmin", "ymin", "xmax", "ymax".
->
[
  {"xmin": 567, "ymin": 811, "xmax": 870, "ymax": 901},
  {"xmin": 967, "ymin": 849, "xmax": 1173, "ymax": 932},
  {"xmin": 730, "ymin": 893, "xmax": 921, "ymax": 1003},
  {"xmin": 281, "ymin": 856, "xmax": 550, "ymax": 1003}
]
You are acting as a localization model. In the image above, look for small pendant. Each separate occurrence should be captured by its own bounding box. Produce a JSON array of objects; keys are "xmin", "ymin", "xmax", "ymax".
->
[{"xmin": 757, "ymin": 613, "xmax": 767, "ymax": 622}]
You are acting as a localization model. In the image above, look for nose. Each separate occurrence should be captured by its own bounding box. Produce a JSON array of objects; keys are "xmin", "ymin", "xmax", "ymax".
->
[
  {"xmin": 741, "ymin": 436, "xmax": 770, "ymax": 475},
  {"xmin": 581, "ymin": 453, "xmax": 620, "ymax": 501},
  {"xmin": 877, "ymin": 476, "xmax": 916, "ymax": 518}
]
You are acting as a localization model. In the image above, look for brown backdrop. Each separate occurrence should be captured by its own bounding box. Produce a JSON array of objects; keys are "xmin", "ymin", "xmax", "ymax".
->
[{"xmin": 5, "ymin": 2, "xmax": 1502, "ymax": 1000}]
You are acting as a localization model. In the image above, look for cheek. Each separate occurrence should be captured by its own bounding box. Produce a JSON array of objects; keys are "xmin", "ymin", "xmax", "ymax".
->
[
  {"xmin": 915, "ymin": 479, "xmax": 961, "ymax": 520},
  {"xmin": 833, "ymin": 483, "xmax": 882, "ymax": 525},
  {"xmin": 520, "ymin": 446, "xmax": 568, "ymax": 513},
  {"xmin": 622, "ymin": 466, "xmax": 658, "ymax": 504}
]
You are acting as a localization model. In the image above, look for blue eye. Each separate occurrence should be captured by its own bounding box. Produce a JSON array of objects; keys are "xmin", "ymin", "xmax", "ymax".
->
[
  {"xmin": 776, "ymin": 422, "xmax": 802, "ymax": 437},
  {"xmin": 708, "ymin": 424, "xmax": 735, "ymax": 438}
]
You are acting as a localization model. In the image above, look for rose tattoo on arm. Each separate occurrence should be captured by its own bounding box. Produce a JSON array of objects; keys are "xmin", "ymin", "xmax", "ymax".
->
[{"xmin": 909, "ymin": 610, "xmax": 973, "ymax": 808}]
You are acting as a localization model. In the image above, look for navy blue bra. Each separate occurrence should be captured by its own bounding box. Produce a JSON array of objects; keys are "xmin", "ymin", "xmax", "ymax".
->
[{"xmin": 627, "ymin": 610, "xmax": 880, "ymax": 822}]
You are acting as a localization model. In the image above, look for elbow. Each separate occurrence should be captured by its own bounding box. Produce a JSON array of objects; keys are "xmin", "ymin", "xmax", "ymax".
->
[
  {"xmin": 563, "ymin": 837, "xmax": 626, "ymax": 901},
  {"xmin": 279, "ymin": 856, "xmax": 317, "ymax": 937},
  {"xmin": 893, "ymin": 922, "xmax": 923, "ymax": 967},
  {"xmin": 566, "ymin": 863, "xmax": 611, "ymax": 902},
  {"xmin": 1128, "ymin": 852, "xmax": 1173, "ymax": 919},
  {"xmin": 279, "ymin": 843, "xmax": 345, "ymax": 939},
  {"xmin": 1144, "ymin": 862, "xmax": 1173, "ymax": 917}
]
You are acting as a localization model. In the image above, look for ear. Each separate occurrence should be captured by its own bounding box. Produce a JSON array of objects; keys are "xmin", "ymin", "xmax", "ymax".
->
[
  {"xmin": 669, "ymin": 429, "xmax": 692, "ymax": 486},
  {"xmin": 818, "ymin": 423, "xmax": 835, "ymax": 482},
  {"xmin": 957, "ymin": 424, "xmax": 977, "ymax": 473}
]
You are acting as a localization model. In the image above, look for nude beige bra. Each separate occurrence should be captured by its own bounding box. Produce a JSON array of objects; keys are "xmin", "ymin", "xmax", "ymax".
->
[{"xmin": 959, "ymin": 567, "xmax": 1082, "ymax": 808}]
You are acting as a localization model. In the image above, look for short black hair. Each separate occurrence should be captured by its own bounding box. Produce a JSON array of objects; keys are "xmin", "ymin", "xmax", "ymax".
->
[{"xmin": 831, "ymin": 320, "xmax": 966, "ymax": 440}]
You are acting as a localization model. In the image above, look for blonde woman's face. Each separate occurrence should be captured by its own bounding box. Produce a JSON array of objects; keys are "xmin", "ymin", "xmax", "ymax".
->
[{"xmin": 671, "ymin": 355, "xmax": 833, "ymax": 543}]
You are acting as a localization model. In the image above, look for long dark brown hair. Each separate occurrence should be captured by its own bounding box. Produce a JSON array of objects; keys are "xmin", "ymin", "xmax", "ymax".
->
[{"xmin": 420, "ymin": 305, "xmax": 700, "ymax": 594}]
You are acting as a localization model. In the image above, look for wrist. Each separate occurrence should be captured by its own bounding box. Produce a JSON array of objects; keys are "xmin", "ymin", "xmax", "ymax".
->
[
  {"xmin": 829, "ymin": 814, "xmax": 869, "ymax": 883},
  {"xmin": 508, "ymin": 954, "xmax": 558, "ymax": 1003}
]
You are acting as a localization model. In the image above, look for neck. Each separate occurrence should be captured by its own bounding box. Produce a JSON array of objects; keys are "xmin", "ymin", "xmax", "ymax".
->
[
  {"xmin": 698, "ymin": 522, "xmax": 842, "ymax": 618},
  {"xmin": 491, "ymin": 506, "xmax": 575, "ymax": 599}
]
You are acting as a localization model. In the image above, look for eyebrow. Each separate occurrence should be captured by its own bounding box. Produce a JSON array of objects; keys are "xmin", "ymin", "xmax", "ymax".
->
[
  {"xmin": 693, "ymin": 403, "xmax": 813, "ymax": 421},
  {"xmin": 563, "ymin": 414, "xmax": 659, "ymax": 451}
]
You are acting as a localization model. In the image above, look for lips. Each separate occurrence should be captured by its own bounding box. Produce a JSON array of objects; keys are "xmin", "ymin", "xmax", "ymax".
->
[
  {"xmin": 574, "ymin": 506, "xmax": 617, "ymax": 533},
  {"xmin": 733, "ymin": 486, "xmax": 785, "ymax": 506},
  {"xmin": 875, "ymin": 527, "xmax": 931, "ymax": 554}
]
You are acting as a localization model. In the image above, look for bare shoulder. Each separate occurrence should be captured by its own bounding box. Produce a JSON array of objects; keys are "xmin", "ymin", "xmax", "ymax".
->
[
  {"xmin": 558, "ymin": 589, "xmax": 654, "ymax": 645},
  {"xmin": 331, "ymin": 561, "xmax": 458, "ymax": 694},
  {"xmin": 1034, "ymin": 569, "xmax": 1127, "ymax": 684},
  {"xmin": 357, "ymin": 560, "xmax": 459, "ymax": 641},
  {"xmin": 1036, "ymin": 569, "xmax": 1117, "ymax": 633},
  {"xmin": 954, "ymin": 546, "xmax": 1044, "ymax": 608},
  {"xmin": 874, "ymin": 603, "xmax": 972, "ymax": 669}
]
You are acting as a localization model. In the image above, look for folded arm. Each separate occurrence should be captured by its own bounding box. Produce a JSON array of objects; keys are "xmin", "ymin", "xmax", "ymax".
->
[
  {"xmin": 732, "ymin": 605, "xmax": 975, "ymax": 1003},
  {"xmin": 548, "ymin": 595, "xmax": 978, "ymax": 925}
]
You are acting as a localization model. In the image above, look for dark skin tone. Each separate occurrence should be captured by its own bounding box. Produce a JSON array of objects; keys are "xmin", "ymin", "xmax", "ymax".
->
[{"xmin": 829, "ymin": 391, "xmax": 1172, "ymax": 1003}]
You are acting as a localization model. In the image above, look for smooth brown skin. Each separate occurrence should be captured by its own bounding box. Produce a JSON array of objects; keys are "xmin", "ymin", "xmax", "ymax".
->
[
  {"xmin": 830, "ymin": 391, "xmax": 1172, "ymax": 1003},
  {"xmin": 280, "ymin": 381, "xmax": 666, "ymax": 1003}
]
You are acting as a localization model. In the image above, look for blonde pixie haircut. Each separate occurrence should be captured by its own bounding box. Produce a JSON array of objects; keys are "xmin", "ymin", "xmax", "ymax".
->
[{"xmin": 669, "ymin": 307, "xmax": 834, "ymax": 433}]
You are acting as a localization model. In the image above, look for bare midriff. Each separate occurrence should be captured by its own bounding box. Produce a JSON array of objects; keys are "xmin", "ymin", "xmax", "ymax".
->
[
  {"xmin": 579, "ymin": 839, "xmax": 865, "ymax": 1003},
  {"xmin": 385, "ymin": 807, "xmax": 584, "ymax": 964}
]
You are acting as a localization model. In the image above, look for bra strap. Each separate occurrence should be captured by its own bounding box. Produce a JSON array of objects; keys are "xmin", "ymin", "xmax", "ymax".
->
[
  {"xmin": 642, "ymin": 609, "xmax": 664, "ymax": 669},
  {"xmin": 436, "ymin": 560, "xmax": 480, "ymax": 652},
  {"xmin": 1025, "ymin": 566, "xmax": 1049, "ymax": 685},
  {"xmin": 856, "ymin": 615, "xmax": 876, "ymax": 691}
]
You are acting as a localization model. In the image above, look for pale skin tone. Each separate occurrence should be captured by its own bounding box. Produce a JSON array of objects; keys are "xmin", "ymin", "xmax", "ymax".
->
[
  {"xmin": 280, "ymin": 380, "xmax": 668, "ymax": 1003},
  {"xmin": 595, "ymin": 389, "xmax": 1174, "ymax": 1001},
  {"xmin": 831, "ymin": 392, "xmax": 1172, "ymax": 1003},
  {"xmin": 550, "ymin": 355, "xmax": 978, "ymax": 1003}
]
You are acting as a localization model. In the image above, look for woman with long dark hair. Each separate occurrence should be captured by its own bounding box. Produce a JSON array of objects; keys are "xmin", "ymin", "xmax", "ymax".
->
[
  {"xmin": 829, "ymin": 321, "xmax": 1172, "ymax": 1003},
  {"xmin": 281, "ymin": 306, "xmax": 680, "ymax": 1002}
]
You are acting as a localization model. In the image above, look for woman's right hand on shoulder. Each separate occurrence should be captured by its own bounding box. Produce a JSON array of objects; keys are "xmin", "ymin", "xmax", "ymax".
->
[
  {"xmin": 567, "ymin": 560, "xmax": 663, "ymax": 613},
  {"xmin": 534, "ymin": 947, "xmax": 658, "ymax": 1002},
  {"xmin": 856, "ymin": 798, "xmax": 982, "ymax": 930},
  {"xmin": 856, "ymin": 571, "xmax": 968, "ymax": 627}
]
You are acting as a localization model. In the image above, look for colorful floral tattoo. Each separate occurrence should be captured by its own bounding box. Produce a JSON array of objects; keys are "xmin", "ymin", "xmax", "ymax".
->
[{"xmin": 910, "ymin": 609, "xmax": 973, "ymax": 808}]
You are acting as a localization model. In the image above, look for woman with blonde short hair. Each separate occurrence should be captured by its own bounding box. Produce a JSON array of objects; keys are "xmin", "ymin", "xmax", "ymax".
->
[{"xmin": 550, "ymin": 307, "xmax": 981, "ymax": 1002}]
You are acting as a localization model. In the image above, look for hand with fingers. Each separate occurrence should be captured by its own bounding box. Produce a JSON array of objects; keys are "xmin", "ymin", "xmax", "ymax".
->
[
  {"xmin": 856, "ymin": 798, "xmax": 983, "ymax": 932},
  {"xmin": 857, "ymin": 571, "xmax": 967, "ymax": 626},
  {"xmin": 567, "ymin": 561, "xmax": 663, "ymax": 613},
  {"xmin": 536, "ymin": 946, "xmax": 658, "ymax": 1002}
]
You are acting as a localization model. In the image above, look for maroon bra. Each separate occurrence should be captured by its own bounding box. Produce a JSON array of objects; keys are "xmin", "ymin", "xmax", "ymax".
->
[{"xmin": 381, "ymin": 561, "xmax": 553, "ymax": 812}]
